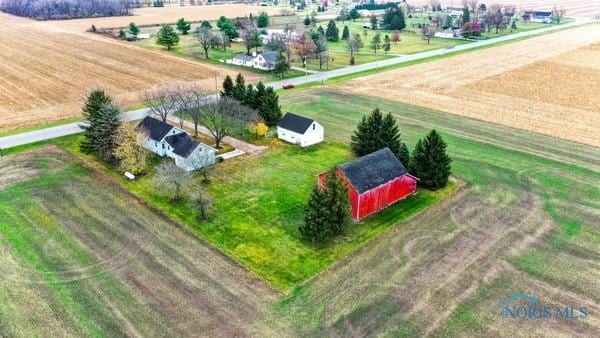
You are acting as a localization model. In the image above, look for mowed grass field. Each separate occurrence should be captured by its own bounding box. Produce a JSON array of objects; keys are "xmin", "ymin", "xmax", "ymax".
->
[
  {"xmin": 0, "ymin": 148, "xmax": 280, "ymax": 336},
  {"xmin": 275, "ymin": 88, "xmax": 600, "ymax": 336},
  {"xmin": 0, "ymin": 12, "xmax": 260, "ymax": 133},
  {"xmin": 336, "ymin": 23, "xmax": 600, "ymax": 147},
  {"xmin": 46, "ymin": 136, "xmax": 455, "ymax": 290}
]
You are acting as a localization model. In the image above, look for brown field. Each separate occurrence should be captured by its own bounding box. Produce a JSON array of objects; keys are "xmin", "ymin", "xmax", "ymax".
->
[
  {"xmin": 410, "ymin": 0, "xmax": 600, "ymax": 17},
  {"xmin": 52, "ymin": 4, "xmax": 283, "ymax": 31},
  {"xmin": 336, "ymin": 24, "xmax": 600, "ymax": 147},
  {"xmin": 0, "ymin": 12, "xmax": 260, "ymax": 133}
]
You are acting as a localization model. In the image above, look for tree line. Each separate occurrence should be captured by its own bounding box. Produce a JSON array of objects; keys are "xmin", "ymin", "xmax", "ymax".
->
[{"xmin": 1, "ymin": 0, "xmax": 133, "ymax": 20}]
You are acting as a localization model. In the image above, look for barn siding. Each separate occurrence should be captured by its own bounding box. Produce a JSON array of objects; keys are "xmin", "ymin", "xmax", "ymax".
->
[{"xmin": 356, "ymin": 175, "xmax": 417, "ymax": 220}]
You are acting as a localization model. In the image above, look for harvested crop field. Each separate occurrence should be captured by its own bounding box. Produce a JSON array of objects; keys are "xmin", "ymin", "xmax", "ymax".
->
[
  {"xmin": 336, "ymin": 24, "xmax": 600, "ymax": 147},
  {"xmin": 52, "ymin": 4, "xmax": 283, "ymax": 31},
  {"xmin": 0, "ymin": 12, "xmax": 258, "ymax": 133},
  {"xmin": 410, "ymin": 0, "xmax": 600, "ymax": 17},
  {"xmin": 0, "ymin": 147, "xmax": 281, "ymax": 336}
]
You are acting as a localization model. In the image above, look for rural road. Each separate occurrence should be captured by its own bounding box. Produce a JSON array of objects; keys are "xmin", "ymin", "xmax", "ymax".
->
[{"xmin": 0, "ymin": 17, "xmax": 592, "ymax": 150}]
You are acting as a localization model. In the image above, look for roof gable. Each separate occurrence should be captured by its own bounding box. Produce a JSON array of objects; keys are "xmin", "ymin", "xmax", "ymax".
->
[
  {"xmin": 339, "ymin": 148, "xmax": 408, "ymax": 194},
  {"xmin": 278, "ymin": 112, "xmax": 315, "ymax": 134},
  {"xmin": 165, "ymin": 133, "xmax": 202, "ymax": 158},
  {"xmin": 136, "ymin": 116, "xmax": 174, "ymax": 141}
]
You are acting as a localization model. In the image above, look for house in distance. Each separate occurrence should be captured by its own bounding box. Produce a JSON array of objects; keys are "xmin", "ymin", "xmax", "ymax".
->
[
  {"xmin": 136, "ymin": 116, "xmax": 216, "ymax": 171},
  {"xmin": 277, "ymin": 112, "xmax": 324, "ymax": 147},
  {"xmin": 319, "ymin": 148, "xmax": 418, "ymax": 220}
]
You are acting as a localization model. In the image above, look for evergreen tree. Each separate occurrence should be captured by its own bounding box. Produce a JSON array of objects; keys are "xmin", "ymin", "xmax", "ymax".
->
[
  {"xmin": 398, "ymin": 142, "xmax": 410, "ymax": 167},
  {"xmin": 341, "ymin": 25, "xmax": 350, "ymax": 40},
  {"xmin": 80, "ymin": 90, "xmax": 113, "ymax": 153},
  {"xmin": 252, "ymin": 82, "xmax": 266, "ymax": 110},
  {"xmin": 257, "ymin": 12, "xmax": 269, "ymax": 28},
  {"xmin": 300, "ymin": 185, "xmax": 331, "ymax": 242},
  {"xmin": 350, "ymin": 108, "xmax": 404, "ymax": 159},
  {"xmin": 462, "ymin": 8, "xmax": 470, "ymax": 23},
  {"xmin": 118, "ymin": 29, "xmax": 126, "ymax": 39},
  {"xmin": 156, "ymin": 25, "xmax": 179, "ymax": 50},
  {"xmin": 128, "ymin": 22, "xmax": 140, "ymax": 39},
  {"xmin": 300, "ymin": 168, "xmax": 350, "ymax": 243},
  {"xmin": 258, "ymin": 87, "xmax": 282, "ymax": 126},
  {"xmin": 304, "ymin": 15, "xmax": 311, "ymax": 26},
  {"xmin": 325, "ymin": 20, "xmax": 339, "ymax": 41},
  {"xmin": 370, "ymin": 32, "xmax": 381, "ymax": 53},
  {"xmin": 322, "ymin": 167, "xmax": 350, "ymax": 236},
  {"xmin": 201, "ymin": 20, "xmax": 212, "ymax": 29},
  {"xmin": 410, "ymin": 130, "xmax": 452, "ymax": 190},
  {"xmin": 383, "ymin": 34, "xmax": 391, "ymax": 53},
  {"xmin": 232, "ymin": 73, "xmax": 246, "ymax": 101},
  {"xmin": 317, "ymin": 25, "xmax": 325, "ymax": 37},
  {"xmin": 221, "ymin": 75, "xmax": 234, "ymax": 97},
  {"xmin": 244, "ymin": 83, "xmax": 255, "ymax": 108},
  {"xmin": 81, "ymin": 99, "xmax": 122, "ymax": 161},
  {"xmin": 176, "ymin": 17, "xmax": 191, "ymax": 35},
  {"xmin": 511, "ymin": 20, "xmax": 518, "ymax": 32},
  {"xmin": 349, "ymin": 8, "xmax": 360, "ymax": 21},
  {"xmin": 274, "ymin": 50, "xmax": 289, "ymax": 79}
]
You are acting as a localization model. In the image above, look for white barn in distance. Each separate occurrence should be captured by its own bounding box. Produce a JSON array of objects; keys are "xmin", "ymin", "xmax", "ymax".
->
[
  {"xmin": 277, "ymin": 113, "xmax": 324, "ymax": 147},
  {"xmin": 136, "ymin": 116, "xmax": 217, "ymax": 171}
]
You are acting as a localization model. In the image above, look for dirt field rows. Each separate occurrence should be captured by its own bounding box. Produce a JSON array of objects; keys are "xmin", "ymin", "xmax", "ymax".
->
[
  {"xmin": 410, "ymin": 0, "xmax": 600, "ymax": 17},
  {"xmin": 52, "ymin": 4, "xmax": 283, "ymax": 31},
  {"xmin": 276, "ymin": 89, "xmax": 600, "ymax": 336},
  {"xmin": 0, "ymin": 148, "xmax": 281, "ymax": 336},
  {"xmin": 0, "ymin": 12, "xmax": 259, "ymax": 133},
  {"xmin": 336, "ymin": 24, "xmax": 600, "ymax": 147}
]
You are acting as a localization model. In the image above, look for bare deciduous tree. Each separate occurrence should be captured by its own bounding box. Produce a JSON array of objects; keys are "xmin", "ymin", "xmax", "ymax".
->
[
  {"xmin": 143, "ymin": 86, "xmax": 177, "ymax": 123},
  {"xmin": 189, "ymin": 186, "xmax": 213, "ymax": 220},
  {"xmin": 195, "ymin": 27, "xmax": 214, "ymax": 59},
  {"xmin": 153, "ymin": 161, "xmax": 192, "ymax": 202}
]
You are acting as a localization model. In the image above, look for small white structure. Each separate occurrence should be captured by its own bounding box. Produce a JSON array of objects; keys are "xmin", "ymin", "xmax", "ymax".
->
[
  {"xmin": 260, "ymin": 29, "xmax": 301, "ymax": 44},
  {"xmin": 277, "ymin": 112, "xmax": 324, "ymax": 147},
  {"xmin": 435, "ymin": 28, "xmax": 462, "ymax": 38},
  {"xmin": 136, "ymin": 116, "xmax": 217, "ymax": 172},
  {"xmin": 231, "ymin": 51, "xmax": 278, "ymax": 71}
]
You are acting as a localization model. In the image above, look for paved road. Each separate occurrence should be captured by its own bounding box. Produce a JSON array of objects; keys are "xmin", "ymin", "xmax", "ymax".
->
[{"xmin": 0, "ymin": 17, "xmax": 592, "ymax": 150}]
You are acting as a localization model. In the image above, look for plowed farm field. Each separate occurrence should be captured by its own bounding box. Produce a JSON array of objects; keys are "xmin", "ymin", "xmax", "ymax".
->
[
  {"xmin": 336, "ymin": 24, "xmax": 600, "ymax": 147},
  {"xmin": 53, "ymin": 4, "xmax": 282, "ymax": 31},
  {"xmin": 410, "ymin": 0, "xmax": 600, "ymax": 17},
  {"xmin": 0, "ymin": 12, "xmax": 258, "ymax": 133}
]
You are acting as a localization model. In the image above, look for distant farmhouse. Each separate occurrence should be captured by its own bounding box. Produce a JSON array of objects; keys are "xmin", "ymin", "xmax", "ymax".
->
[
  {"xmin": 277, "ymin": 113, "xmax": 324, "ymax": 147},
  {"xmin": 320, "ymin": 148, "xmax": 418, "ymax": 220},
  {"xmin": 523, "ymin": 11, "xmax": 553, "ymax": 23},
  {"xmin": 260, "ymin": 29, "xmax": 301, "ymax": 44},
  {"xmin": 231, "ymin": 51, "xmax": 278, "ymax": 71},
  {"xmin": 136, "ymin": 116, "xmax": 216, "ymax": 171},
  {"xmin": 435, "ymin": 28, "xmax": 462, "ymax": 38}
]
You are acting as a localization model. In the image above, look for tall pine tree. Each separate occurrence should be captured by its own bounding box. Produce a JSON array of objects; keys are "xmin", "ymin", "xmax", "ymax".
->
[
  {"xmin": 341, "ymin": 25, "xmax": 350, "ymax": 40},
  {"xmin": 326, "ymin": 20, "xmax": 339, "ymax": 41},
  {"xmin": 81, "ymin": 100, "xmax": 122, "ymax": 162},
  {"xmin": 409, "ymin": 130, "xmax": 452, "ymax": 190},
  {"xmin": 221, "ymin": 75, "xmax": 234, "ymax": 97},
  {"xmin": 259, "ymin": 87, "xmax": 282, "ymax": 126},
  {"xmin": 300, "ymin": 184, "xmax": 331, "ymax": 243},
  {"xmin": 232, "ymin": 73, "xmax": 246, "ymax": 101},
  {"xmin": 350, "ymin": 108, "xmax": 407, "ymax": 161},
  {"xmin": 80, "ymin": 90, "xmax": 113, "ymax": 154}
]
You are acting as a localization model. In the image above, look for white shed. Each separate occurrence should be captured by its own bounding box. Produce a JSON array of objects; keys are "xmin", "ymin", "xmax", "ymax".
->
[{"xmin": 277, "ymin": 113, "xmax": 324, "ymax": 147}]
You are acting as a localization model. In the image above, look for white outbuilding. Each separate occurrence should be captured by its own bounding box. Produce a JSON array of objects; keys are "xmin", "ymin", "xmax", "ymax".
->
[{"xmin": 277, "ymin": 112, "xmax": 324, "ymax": 147}]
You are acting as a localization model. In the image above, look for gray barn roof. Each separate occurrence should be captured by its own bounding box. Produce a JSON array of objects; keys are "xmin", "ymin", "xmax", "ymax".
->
[
  {"xmin": 339, "ymin": 148, "xmax": 408, "ymax": 194},
  {"xmin": 165, "ymin": 133, "xmax": 201, "ymax": 158},
  {"xmin": 278, "ymin": 112, "xmax": 315, "ymax": 134},
  {"xmin": 136, "ymin": 116, "xmax": 174, "ymax": 141}
]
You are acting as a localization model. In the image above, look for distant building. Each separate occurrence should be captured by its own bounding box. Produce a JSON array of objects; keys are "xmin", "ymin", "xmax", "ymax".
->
[
  {"xmin": 319, "ymin": 148, "xmax": 418, "ymax": 220},
  {"xmin": 277, "ymin": 112, "xmax": 324, "ymax": 147},
  {"xmin": 231, "ymin": 51, "xmax": 278, "ymax": 71},
  {"xmin": 523, "ymin": 11, "xmax": 553, "ymax": 23},
  {"xmin": 136, "ymin": 116, "xmax": 216, "ymax": 171},
  {"xmin": 435, "ymin": 28, "xmax": 462, "ymax": 38}
]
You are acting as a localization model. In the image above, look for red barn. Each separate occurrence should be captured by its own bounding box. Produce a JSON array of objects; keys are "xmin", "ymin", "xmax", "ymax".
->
[{"xmin": 319, "ymin": 148, "xmax": 418, "ymax": 221}]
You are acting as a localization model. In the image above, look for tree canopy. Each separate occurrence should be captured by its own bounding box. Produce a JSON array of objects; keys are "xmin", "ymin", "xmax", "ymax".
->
[{"xmin": 409, "ymin": 129, "xmax": 452, "ymax": 190}]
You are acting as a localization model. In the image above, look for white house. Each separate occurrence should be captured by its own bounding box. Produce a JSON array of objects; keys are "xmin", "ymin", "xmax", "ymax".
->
[
  {"xmin": 277, "ymin": 112, "xmax": 324, "ymax": 147},
  {"xmin": 231, "ymin": 51, "xmax": 278, "ymax": 71},
  {"xmin": 435, "ymin": 28, "xmax": 462, "ymax": 38},
  {"xmin": 136, "ymin": 116, "xmax": 217, "ymax": 171},
  {"xmin": 524, "ymin": 11, "xmax": 553, "ymax": 23}
]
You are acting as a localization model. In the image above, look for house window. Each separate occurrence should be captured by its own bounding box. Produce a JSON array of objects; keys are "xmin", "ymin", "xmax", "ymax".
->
[
  {"xmin": 312, "ymin": 124, "xmax": 315, "ymax": 130},
  {"xmin": 162, "ymin": 144, "xmax": 165, "ymax": 149}
]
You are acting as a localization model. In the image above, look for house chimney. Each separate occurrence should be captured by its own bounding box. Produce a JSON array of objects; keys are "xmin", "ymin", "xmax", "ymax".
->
[{"xmin": 252, "ymin": 51, "xmax": 257, "ymax": 57}]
